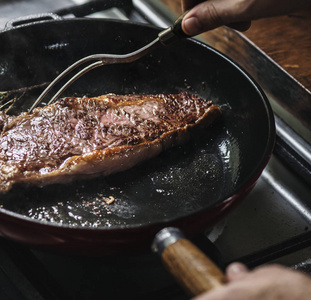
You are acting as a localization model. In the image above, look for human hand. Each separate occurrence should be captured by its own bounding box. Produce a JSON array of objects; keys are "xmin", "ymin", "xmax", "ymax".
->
[
  {"xmin": 181, "ymin": 0, "xmax": 311, "ymax": 36},
  {"xmin": 192, "ymin": 262, "xmax": 311, "ymax": 300}
]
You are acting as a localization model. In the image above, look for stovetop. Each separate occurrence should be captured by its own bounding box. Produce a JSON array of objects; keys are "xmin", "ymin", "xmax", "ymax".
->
[{"xmin": 0, "ymin": 0, "xmax": 311, "ymax": 299}]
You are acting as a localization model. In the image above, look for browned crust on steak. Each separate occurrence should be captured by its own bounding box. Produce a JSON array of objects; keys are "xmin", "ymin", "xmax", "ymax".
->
[{"xmin": 0, "ymin": 92, "xmax": 221, "ymax": 192}]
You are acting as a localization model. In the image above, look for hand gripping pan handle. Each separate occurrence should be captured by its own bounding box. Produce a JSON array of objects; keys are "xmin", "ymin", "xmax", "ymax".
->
[{"xmin": 152, "ymin": 227, "xmax": 226, "ymax": 296}]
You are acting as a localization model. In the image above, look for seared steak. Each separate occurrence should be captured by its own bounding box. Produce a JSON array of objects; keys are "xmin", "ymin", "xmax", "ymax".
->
[{"xmin": 0, "ymin": 92, "xmax": 221, "ymax": 192}]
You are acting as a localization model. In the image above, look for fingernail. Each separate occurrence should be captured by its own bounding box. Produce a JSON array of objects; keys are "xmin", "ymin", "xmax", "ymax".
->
[
  {"xmin": 226, "ymin": 263, "xmax": 249, "ymax": 282},
  {"xmin": 183, "ymin": 17, "xmax": 202, "ymax": 36},
  {"xmin": 228, "ymin": 262, "xmax": 249, "ymax": 274}
]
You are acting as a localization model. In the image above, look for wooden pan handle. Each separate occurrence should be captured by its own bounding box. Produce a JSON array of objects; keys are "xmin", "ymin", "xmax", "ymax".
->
[{"xmin": 152, "ymin": 227, "xmax": 226, "ymax": 296}]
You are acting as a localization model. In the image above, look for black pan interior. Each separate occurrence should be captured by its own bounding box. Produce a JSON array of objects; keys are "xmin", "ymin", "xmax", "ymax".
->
[{"xmin": 0, "ymin": 19, "xmax": 274, "ymax": 228}]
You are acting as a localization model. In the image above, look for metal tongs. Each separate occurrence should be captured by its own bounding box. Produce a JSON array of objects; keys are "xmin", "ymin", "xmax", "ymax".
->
[{"xmin": 29, "ymin": 13, "xmax": 191, "ymax": 112}]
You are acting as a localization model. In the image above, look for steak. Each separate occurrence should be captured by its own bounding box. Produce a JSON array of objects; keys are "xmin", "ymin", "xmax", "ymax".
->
[{"xmin": 0, "ymin": 92, "xmax": 221, "ymax": 193}]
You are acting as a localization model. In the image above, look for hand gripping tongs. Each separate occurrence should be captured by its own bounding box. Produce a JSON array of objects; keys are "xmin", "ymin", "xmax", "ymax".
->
[{"xmin": 29, "ymin": 13, "xmax": 191, "ymax": 112}]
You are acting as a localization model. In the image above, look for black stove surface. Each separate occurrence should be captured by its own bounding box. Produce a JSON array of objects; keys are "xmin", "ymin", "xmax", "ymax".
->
[{"xmin": 0, "ymin": 234, "xmax": 224, "ymax": 300}]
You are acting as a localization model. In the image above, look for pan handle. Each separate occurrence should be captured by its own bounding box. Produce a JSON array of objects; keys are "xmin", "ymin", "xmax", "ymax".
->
[
  {"xmin": 152, "ymin": 227, "xmax": 226, "ymax": 296},
  {"xmin": 5, "ymin": 13, "xmax": 62, "ymax": 30}
]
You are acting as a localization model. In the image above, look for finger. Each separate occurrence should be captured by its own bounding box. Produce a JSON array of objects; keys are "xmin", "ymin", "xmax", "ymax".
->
[
  {"xmin": 182, "ymin": 2, "xmax": 223, "ymax": 36},
  {"xmin": 182, "ymin": 0, "xmax": 249, "ymax": 36},
  {"xmin": 181, "ymin": 0, "xmax": 258, "ymax": 36},
  {"xmin": 226, "ymin": 262, "xmax": 249, "ymax": 282},
  {"xmin": 192, "ymin": 287, "xmax": 232, "ymax": 300},
  {"xmin": 192, "ymin": 263, "xmax": 250, "ymax": 300},
  {"xmin": 182, "ymin": 0, "xmax": 311, "ymax": 36}
]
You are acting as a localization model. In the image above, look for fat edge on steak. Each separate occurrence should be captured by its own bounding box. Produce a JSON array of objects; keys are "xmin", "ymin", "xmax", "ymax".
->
[{"xmin": 0, "ymin": 92, "xmax": 221, "ymax": 193}]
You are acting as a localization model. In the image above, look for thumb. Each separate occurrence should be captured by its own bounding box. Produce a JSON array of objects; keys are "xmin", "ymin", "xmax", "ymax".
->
[
  {"xmin": 181, "ymin": 0, "xmax": 251, "ymax": 36},
  {"xmin": 226, "ymin": 262, "xmax": 249, "ymax": 282},
  {"xmin": 181, "ymin": 0, "xmax": 311, "ymax": 36}
]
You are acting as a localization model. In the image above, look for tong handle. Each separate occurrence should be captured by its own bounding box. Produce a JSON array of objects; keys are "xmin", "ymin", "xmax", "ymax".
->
[
  {"xmin": 152, "ymin": 227, "xmax": 226, "ymax": 296},
  {"xmin": 172, "ymin": 10, "xmax": 192, "ymax": 38},
  {"xmin": 158, "ymin": 11, "xmax": 193, "ymax": 45}
]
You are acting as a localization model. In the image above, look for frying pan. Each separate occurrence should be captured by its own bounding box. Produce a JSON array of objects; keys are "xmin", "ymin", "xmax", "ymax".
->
[{"xmin": 0, "ymin": 17, "xmax": 275, "ymax": 255}]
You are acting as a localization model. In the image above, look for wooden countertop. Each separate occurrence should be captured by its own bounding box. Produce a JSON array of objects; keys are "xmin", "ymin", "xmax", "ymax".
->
[
  {"xmin": 162, "ymin": 1, "xmax": 311, "ymax": 91},
  {"xmin": 243, "ymin": 12, "xmax": 311, "ymax": 91}
]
